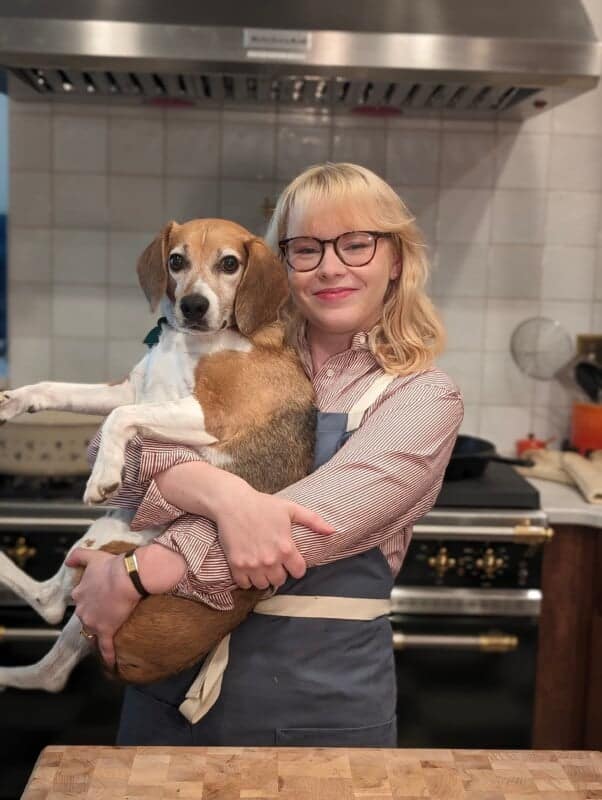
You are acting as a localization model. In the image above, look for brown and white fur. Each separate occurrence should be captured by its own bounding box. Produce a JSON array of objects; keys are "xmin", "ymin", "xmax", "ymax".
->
[{"xmin": 0, "ymin": 218, "xmax": 315, "ymax": 692}]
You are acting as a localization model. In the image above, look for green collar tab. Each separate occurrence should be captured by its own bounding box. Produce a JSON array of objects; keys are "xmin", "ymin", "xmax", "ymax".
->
[{"xmin": 143, "ymin": 317, "xmax": 168, "ymax": 348}]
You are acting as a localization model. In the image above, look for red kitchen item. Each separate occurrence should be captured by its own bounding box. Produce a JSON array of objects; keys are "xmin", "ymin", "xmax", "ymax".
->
[
  {"xmin": 516, "ymin": 433, "xmax": 553, "ymax": 457},
  {"xmin": 570, "ymin": 402, "xmax": 602, "ymax": 453}
]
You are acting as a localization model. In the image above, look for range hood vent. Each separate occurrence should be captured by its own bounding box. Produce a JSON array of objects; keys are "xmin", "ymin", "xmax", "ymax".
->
[{"xmin": 1, "ymin": 0, "xmax": 599, "ymax": 118}]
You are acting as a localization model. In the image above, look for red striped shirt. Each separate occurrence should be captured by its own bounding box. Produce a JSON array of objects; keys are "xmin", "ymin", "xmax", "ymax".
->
[{"xmin": 99, "ymin": 331, "xmax": 463, "ymax": 610}]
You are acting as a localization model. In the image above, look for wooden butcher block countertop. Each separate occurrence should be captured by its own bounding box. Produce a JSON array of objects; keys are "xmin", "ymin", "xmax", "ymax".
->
[{"xmin": 23, "ymin": 745, "xmax": 602, "ymax": 799}]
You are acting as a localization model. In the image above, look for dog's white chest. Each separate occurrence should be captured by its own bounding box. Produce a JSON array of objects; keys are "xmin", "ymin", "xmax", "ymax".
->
[{"xmin": 136, "ymin": 328, "xmax": 251, "ymax": 403}]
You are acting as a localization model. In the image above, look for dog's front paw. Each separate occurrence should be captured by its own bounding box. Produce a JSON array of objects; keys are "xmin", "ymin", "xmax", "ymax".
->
[
  {"xmin": 84, "ymin": 466, "xmax": 122, "ymax": 505},
  {"xmin": 0, "ymin": 390, "xmax": 36, "ymax": 423}
]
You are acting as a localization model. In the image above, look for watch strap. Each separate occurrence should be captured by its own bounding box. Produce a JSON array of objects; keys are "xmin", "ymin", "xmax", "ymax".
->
[{"xmin": 123, "ymin": 549, "xmax": 150, "ymax": 598}]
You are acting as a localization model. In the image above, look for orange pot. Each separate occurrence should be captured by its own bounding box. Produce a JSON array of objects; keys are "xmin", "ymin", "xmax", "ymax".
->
[{"xmin": 570, "ymin": 402, "xmax": 602, "ymax": 453}]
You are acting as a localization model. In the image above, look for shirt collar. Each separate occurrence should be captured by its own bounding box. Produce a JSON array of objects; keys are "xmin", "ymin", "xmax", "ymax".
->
[{"xmin": 297, "ymin": 324, "xmax": 373, "ymax": 377}]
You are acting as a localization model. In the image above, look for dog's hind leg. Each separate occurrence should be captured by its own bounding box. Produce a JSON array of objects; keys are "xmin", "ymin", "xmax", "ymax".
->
[{"xmin": 0, "ymin": 613, "xmax": 93, "ymax": 692}]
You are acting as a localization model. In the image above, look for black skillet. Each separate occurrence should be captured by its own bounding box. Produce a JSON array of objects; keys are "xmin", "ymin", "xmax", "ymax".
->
[{"xmin": 444, "ymin": 434, "xmax": 534, "ymax": 481}]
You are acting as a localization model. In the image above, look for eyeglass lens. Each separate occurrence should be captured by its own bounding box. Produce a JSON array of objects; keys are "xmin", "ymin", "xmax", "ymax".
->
[{"xmin": 286, "ymin": 232, "xmax": 377, "ymax": 271}]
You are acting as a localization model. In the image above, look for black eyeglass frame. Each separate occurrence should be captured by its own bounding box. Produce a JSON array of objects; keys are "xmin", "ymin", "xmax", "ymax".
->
[{"xmin": 278, "ymin": 230, "xmax": 393, "ymax": 272}]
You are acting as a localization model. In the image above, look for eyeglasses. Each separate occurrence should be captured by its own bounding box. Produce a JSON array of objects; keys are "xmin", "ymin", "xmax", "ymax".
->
[{"xmin": 278, "ymin": 231, "xmax": 392, "ymax": 272}]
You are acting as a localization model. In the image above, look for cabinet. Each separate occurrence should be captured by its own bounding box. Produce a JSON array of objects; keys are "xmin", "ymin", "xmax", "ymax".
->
[{"xmin": 532, "ymin": 524, "xmax": 602, "ymax": 748}]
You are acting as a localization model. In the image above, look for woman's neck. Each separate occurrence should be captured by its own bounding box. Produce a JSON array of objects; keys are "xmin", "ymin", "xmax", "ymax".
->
[{"xmin": 307, "ymin": 326, "xmax": 353, "ymax": 373}]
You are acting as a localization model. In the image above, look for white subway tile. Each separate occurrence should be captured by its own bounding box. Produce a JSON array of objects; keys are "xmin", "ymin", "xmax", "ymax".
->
[
  {"xmin": 222, "ymin": 123, "xmax": 275, "ymax": 180},
  {"xmin": 52, "ymin": 285, "xmax": 107, "ymax": 338},
  {"xmin": 529, "ymin": 405, "xmax": 572, "ymax": 447},
  {"xmin": 541, "ymin": 246, "xmax": 596, "ymax": 300},
  {"xmin": 437, "ymin": 189, "xmax": 492, "ymax": 244},
  {"xmin": 552, "ymin": 84, "xmax": 602, "ymax": 136},
  {"xmin": 545, "ymin": 191, "xmax": 601, "ymax": 246},
  {"xmin": 497, "ymin": 109, "xmax": 553, "ymax": 134},
  {"xmin": 596, "ymin": 251, "xmax": 602, "ymax": 300},
  {"xmin": 276, "ymin": 124, "xmax": 330, "ymax": 180},
  {"xmin": 8, "ymin": 283, "xmax": 52, "ymax": 338},
  {"xmin": 53, "ymin": 230, "xmax": 108, "ymax": 284},
  {"xmin": 440, "ymin": 132, "xmax": 496, "ymax": 188},
  {"xmin": 386, "ymin": 129, "xmax": 440, "ymax": 185},
  {"xmin": 437, "ymin": 297, "xmax": 486, "ymax": 351},
  {"xmin": 484, "ymin": 299, "xmax": 539, "ymax": 351},
  {"xmin": 109, "ymin": 231, "xmax": 156, "ymax": 287},
  {"xmin": 165, "ymin": 178, "xmax": 218, "ymax": 221},
  {"xmin": 10, "ymin": 113, "xmax": 51, "ymax": 171},
  {"xmin": 220, "ymin": 180, "xmax": 274, "ymax": 236},
  {"xmin": 488, "ymin": 245, "xmax": 543, "ymax": 299},
  {"xmin": 109, "ymin": 176, "xmax": 163, "ymax": 231},
  {"xmin": 51, "ymin": 337, "xmax": 107, "ymax": 382},
  {"xmin": 166, "ymin": 121, "xmax": 220, "ymax": 177},
  {"xmin": 478, "ymin": 405, "xmax": 532, "ymax": 455},
  {"xmin": 491, "ymin": 190, "xmax": 547, "ymax": 244},
  {"xmin": 540, "ymin": 300, "xmax": 594, "ymax": 338},
  {"xmin": 395, "ymin": 186, "xmax": 438, "ymax": 246},
  {"xmin": 481, "ymin": 352, "xmax": 535, "ymax": 405},
  {"xmin": 54, "ymin": 173, "xmax": 108, "ymax": 228},
  {"xmin": 593, "ymin": 301, "xmax": 602, "ymax": 330},
  {"xmin": 495, "ymin": 134, "xmax": 550, "ymax": 189},
  {"xmin": 9, "ymin": 228, "xmax": 52, "ymax": 283},
  {"xmin": 436, "ymin": 350, "xmax": 482, "ymax": 403},
  {"xmin": 548, "ymin": 136, "xmax": 602, "ymax": 191},
  {"xmin": 332, "ymin": 127, "xmax": 387, "ymax": 177},
  {"xmin": 10, "ymin": 172, "xmax": 51, "ymax": 226},
  {"xmin": 53, "ymin": 115, "xmax": 108, "ymax": 173},
  {"xmin": 107, "ymin": 339, "xmax": 149, "ymax": 381},
  {"xmin": 8, "ymin": 337, "xmax": 52, "ymax": 386},
  {"xmin": 432, "ymin": 243, "xmax": 489, "ymax": 297},
  {"xmin": 107, "ymin": 287, "xmax": 156, "ymax": 340},
  {"xmin": 458, "ymin": 403, "xmax": 479, "ymax": 434},
  {"xmin": 109, "ymin": 117, "xmax": 164, "ymax": 175}
]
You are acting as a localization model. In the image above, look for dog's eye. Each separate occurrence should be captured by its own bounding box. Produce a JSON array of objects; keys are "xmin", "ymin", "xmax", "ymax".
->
[
  {"xmin": 168, "ymin": 253, "xmax": 186, "ymax": 271},
  {"xmin": 220, "ymin": 255, "xmax": 240, "ymax": 274}
]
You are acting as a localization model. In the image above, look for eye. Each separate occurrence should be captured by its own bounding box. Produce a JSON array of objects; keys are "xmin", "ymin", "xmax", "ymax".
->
[
  {"xmin": 168, "ymin": 253, "xmax": 186, "ymax": 271},
  {"xmin": 220, "ymin": 255, "xmax": 240, "ymax": 274}
]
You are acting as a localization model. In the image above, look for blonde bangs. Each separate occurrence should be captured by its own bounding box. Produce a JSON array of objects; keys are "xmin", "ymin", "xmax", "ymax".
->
[{"xmin": 266, "ymin": 162, "xmax": 446, "ymax": 376}]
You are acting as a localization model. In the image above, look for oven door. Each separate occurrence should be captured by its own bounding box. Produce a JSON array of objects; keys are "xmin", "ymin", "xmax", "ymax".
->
[
  {"xmin": 0, "ymin": 604, "xmax": 124, "ymax": 800},
  {"xmin": 391, "ymin": 587, "xmax": 541, "ymax": 749}
]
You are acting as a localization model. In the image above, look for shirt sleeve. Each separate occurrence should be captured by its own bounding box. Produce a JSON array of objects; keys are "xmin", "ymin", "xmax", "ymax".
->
[{"xmin": 147, "ymin": 379, "xmax": 463, "ymax": 608}]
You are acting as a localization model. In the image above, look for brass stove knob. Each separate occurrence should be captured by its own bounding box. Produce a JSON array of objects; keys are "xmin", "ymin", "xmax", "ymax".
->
[
  {"xmin": 6, "ymin": 536, "xmax": 37, "ymax": 569},
  {"xmin": 428, "ymin": 547, "xmax": 456, "ymax": 578},
  {"xmin": 476, "ymin": 548, "xmax": 505, "ymax": 579}
]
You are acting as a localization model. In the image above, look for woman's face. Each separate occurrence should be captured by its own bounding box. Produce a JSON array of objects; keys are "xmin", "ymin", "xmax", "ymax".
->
[{"xmin": 285, "ymin": 203, "xmax": 401, "ymax": 338}]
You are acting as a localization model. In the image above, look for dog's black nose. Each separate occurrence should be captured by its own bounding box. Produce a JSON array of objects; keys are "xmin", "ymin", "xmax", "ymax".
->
[{"xmin": 180, "ymin": 294, "xmax": 210, "ymax": 321}]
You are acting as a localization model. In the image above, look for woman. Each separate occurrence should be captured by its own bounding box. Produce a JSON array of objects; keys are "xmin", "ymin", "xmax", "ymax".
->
[{"xmin": 67, "ymin": 162, "xmax": 463, "ymax": 747}]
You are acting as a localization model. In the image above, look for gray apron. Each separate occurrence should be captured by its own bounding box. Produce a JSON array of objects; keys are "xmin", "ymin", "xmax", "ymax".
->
[{"xmin": 117, "ymin": 379, "xmax": 397, "ymax": 747}]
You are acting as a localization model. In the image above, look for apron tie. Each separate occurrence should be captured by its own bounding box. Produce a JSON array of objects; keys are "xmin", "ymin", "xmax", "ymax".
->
[{"xmin": 179, "ymin": 595, "xmax": 392, "ymax": 724}]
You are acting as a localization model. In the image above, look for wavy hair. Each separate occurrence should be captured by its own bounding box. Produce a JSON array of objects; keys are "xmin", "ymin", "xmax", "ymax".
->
[{"xmin": 265, "ymin": 162, "xmax": 445, "ymax": 375}]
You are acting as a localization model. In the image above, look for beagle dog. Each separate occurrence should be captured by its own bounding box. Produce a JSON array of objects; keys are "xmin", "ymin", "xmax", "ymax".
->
[{"xmin": 0, "ymin": 218, "xmax": 315, "ymax": 692}]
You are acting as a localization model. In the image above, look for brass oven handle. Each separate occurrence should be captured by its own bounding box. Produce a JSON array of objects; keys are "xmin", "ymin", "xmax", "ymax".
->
[
  {"xmin": 393, "ymin": 632, "xmax": 519, "ymax": 653},
  {"xmin": 0, "ymin": 626, "xmax": 61, "ymax": 642}
]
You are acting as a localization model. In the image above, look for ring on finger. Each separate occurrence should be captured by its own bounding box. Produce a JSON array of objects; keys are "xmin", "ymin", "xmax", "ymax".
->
[{"xmin": 80, "ymin": 625, "xmax": 96, "ymax": 640}]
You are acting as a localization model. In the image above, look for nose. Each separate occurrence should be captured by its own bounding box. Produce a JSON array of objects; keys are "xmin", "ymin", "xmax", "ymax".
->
[
  {"xmin": 180, "ymin": 294, "xmax": 209, "ymax": 322},
  {"xmin": 317, "ymin": 242, "xmax": 346, "ymax": 276}
]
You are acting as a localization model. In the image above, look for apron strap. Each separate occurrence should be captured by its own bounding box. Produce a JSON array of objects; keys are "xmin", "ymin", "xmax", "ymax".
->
[
  {"xmin": 178, "ymin": 594, "xmax": 392, "ymax": 724},
  {"xmin": 345, "ymin": 374, "xmax": 396, "ymax": 433}
]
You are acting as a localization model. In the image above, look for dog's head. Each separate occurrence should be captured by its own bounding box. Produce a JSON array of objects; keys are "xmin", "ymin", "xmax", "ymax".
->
[{"xmin": 137, "ymin": 219, "xmax": 289, "ymax": 337}]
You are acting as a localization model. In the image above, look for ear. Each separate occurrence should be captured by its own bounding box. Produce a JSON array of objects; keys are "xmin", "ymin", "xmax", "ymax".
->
[
  {"xmin": 136, "ymin": 221, "xmax": 176, "ymax": 311},
  {"xmin": 234, "ymin": 238, "xmax": 289, "ymax": 336}
]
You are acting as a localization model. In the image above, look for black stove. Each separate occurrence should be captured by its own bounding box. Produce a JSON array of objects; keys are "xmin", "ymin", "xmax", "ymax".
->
[{"xmin": 435, "ymin": 462, "xmax": 540, "ymax": 510}]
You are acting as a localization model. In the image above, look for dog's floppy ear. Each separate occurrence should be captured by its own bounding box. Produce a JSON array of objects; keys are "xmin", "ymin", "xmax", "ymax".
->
[
  {"xmin": 136, "ymin": 221, "xmax": 176, "ymax": 311},
  {"xmin": 234, "ymin": 238, "xmax": 289, "ymax": 336}
]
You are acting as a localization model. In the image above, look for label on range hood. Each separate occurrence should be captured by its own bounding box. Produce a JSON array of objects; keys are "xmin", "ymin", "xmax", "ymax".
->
[{"xmin": 243, "ymin": 28, "xmax": 311, "ymax": 54}]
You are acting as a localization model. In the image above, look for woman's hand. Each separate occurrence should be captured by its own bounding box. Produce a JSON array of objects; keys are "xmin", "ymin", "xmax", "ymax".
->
[
  {"xmin": 65, "ymin": 543, "xmax": 188, "ymax": 667},
  {"xmin": 65, "ymin": 549, "xmax": 141, "ymax": 667},
  {"xmin": 215, "ymin": 483, "xmax": 335, "ymax": 590}
]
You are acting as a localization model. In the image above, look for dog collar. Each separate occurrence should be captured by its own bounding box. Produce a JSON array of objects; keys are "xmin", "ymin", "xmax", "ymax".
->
[{"xmin": 143, "ymin": 317, "xmax": 169, "ymax": 348}]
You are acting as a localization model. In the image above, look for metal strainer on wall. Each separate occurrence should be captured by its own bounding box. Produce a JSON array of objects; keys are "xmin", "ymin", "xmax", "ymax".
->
[{"xmin": 510, "ymin": 317, "xmax": 574, "ymax": 380}]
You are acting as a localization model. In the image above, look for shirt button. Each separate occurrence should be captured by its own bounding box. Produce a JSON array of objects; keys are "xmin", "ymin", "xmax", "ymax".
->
[
  {"xmin": 358, "ymin": 333, "xmax": 367, "ymax": 343},
  {"xmin": 325, "ymin": 368, "xmax": 335, "ymax": 378}
]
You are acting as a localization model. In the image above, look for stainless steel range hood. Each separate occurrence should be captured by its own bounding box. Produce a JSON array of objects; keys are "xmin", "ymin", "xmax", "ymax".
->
[{"xmin": 0, "ymin": 0, "xmax": 599, "ymax": 118}]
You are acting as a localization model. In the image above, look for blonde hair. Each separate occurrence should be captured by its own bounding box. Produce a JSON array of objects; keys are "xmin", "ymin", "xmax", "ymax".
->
[{"xmin": 265, "ymin": 162, "xmax": 445, "ymax": 376}]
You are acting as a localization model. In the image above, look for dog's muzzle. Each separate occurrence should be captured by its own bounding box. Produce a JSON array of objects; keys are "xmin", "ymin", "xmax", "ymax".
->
[{"xmin": 180, "ymin": 294, "xmax": 210, "ymax": 327}]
